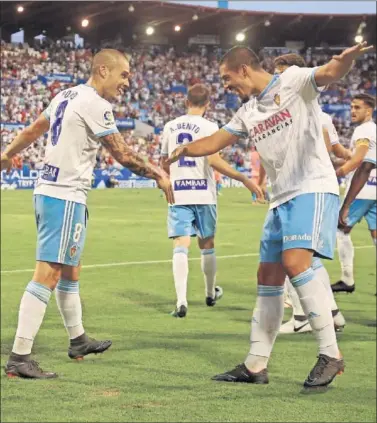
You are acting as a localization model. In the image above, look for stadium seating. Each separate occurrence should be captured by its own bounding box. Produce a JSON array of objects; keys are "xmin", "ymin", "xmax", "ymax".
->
[{"xmin": 1, "ymin": 41, "xmax": 376, "ymax": 170}]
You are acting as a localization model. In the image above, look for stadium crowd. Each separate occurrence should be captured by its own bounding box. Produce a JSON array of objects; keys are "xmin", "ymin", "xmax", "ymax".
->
[{"xmin": 1, "ymin": 40, "xmax": 376, "ymax": 171}]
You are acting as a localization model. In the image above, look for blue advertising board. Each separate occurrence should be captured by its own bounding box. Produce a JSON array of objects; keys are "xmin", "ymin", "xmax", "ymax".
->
[{"xmin": 1, "ymin": 167, "xmax": 156, "ymax": 190}]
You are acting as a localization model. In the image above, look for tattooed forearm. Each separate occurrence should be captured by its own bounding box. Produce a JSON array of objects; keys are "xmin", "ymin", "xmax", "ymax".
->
[{"xmin": 100, "ymin": 133, "xmax": 163, "ymax": 180}]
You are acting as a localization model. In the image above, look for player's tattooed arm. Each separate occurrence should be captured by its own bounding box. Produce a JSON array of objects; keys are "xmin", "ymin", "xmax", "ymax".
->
[
  {"xmin": 100, "ymin": 132, "xmax": 163, "ymax": 180},
  {"xmin": 100, "ymin": 132, "xmax": 175, "ymax": 204}
]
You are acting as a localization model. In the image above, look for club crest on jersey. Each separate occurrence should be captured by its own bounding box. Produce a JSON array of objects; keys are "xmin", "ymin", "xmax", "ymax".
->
[
  {"xmin": 274, "ymin": 94, "xmax": 280, "ymax": 106},
  {"xmin": 69, "ymin": 244, "xmax": 78, "ymax": 258},
  {"xmin": 104, "ymin": 111, "xmax": 115, "ymax": 126}
]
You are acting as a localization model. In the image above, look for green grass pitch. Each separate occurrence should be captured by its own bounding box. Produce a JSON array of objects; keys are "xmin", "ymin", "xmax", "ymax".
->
[{"xmin": 1, "ymin": 189, "xmax": 376, "ymax": 422}]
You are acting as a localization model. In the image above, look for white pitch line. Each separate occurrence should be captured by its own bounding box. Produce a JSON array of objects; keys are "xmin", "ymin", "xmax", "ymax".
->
[{"xmin": 0, "ymin": 245, "xmax": 373, "ymax": 275}]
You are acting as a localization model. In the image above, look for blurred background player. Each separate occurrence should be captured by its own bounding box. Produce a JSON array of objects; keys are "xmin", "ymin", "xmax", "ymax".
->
[
  {"xmin": 168, "ymin": 43, "xmax": 373, "ymax": 389},
  {"xmin": 269, "ymin": 53, "xmax": 347, "ymax": 334},
  {"xmin": 160, "ymin": 83, "xmax": 262, "ymax": 318},
  {"xmin": 339, "ymin": 113, "xmax": 376, "ymax": 230},
  {"xmin": 332, "ymin": 93, "xmax": 376, "ymax": 293},
  {"xmin": 214, "ymin": 168, "xmax": 223, "ymax": 196},
  {"xmin": 0, "ymin": 49, "xmax": 173, "ymax": 379}
]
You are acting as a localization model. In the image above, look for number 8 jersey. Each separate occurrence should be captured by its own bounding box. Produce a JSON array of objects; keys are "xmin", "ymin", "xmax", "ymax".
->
[
  {"xmin": 34, "ymin": 84, "xmax": 119, "ymax": 205},
  {"xmin": 160, "ymin": 114, "xmax": 218, "ymax": 206}
]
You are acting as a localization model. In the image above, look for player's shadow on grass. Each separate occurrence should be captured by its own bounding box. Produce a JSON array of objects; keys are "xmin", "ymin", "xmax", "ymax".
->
[{"xmin": 116, "ymin": 289, "xmax": 213, "ymax": 313}]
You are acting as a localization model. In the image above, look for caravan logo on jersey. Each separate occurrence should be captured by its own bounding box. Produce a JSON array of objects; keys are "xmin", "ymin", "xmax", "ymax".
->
[
  {"xmin": 249, "ymin": 109, "xmax": 293, "ymax": 144},
  {"xmin": 104, "ymin": 110, "xmax": 115, "ymax": 126},
  {"xmin": 174, "ymin": 179, "xmax": 208, "ymax": 191}
]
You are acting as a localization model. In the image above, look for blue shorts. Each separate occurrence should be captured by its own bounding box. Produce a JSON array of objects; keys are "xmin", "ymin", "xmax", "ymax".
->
[
  {"xmin": 34, "ymin": 195, "xmax": 88, "ymax": 266},
  {"xmin": 260, "ymin": 193, "xmax": 339, "ymax": 263},
  {"xmin": 345, "ymin": 199, "xmax": 376, "ymax": 231},
  {"xmin": 168, "ymin": 205, "xmax": 217, "ymax": 239}
]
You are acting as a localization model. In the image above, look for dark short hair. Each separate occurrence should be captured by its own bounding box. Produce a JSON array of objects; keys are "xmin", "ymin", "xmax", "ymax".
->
[
  {"xmin": 352, "ymin": 93, "xmax": 376, "ymax": 109},
  {"xmin": 219, "ymin": 46, "xmax": 260, "ymax": 71},
  {"xmin": 187, "ymin": 83, "xmax": 210, "ymax": 107},
  {"xmin": 274, "ymin": 53, "xmax": 307, "ymax": 68}
]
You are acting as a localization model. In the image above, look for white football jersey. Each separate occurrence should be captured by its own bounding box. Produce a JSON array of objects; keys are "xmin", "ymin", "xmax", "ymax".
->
[
  {"xmin": 321, "ymin": 111, "xmax": 339, "ymax": 145},
  {"xmin": 34, "ymin": 84, "xmax": 119, "ymax": 204},
  {"xmin": 224, "ymin": 66, "xmax": 339, "ymax": 209},
  {"xmin": 161, "ymin": 114, "xmax": 218, "ymax": 205},
  {"xmin": 345, "ymin": 120, "xmax": 376, "ymax": 200}
]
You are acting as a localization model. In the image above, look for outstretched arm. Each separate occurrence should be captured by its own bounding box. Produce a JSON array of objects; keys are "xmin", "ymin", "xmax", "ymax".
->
[
  {"xmin": 100, "ymin": 132, "xmax": 174, "ymax": 204},
  {"xmin": 339, "ymin": 161, "xmax": 375, "ymax": 226},
  {"xmin": 167, "ymin": 129, "xmax": 239, "ymax": 165},
  {"xmin": 314, "ymin": 42, "xmax": 374, "ymax": 87},
  {"xmin": 1, "ymin": 114, "xmax": 50, "ymax": 170}
]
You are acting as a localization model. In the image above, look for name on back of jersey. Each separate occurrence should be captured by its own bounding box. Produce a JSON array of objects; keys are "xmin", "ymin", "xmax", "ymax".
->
[
  {"xmin": 174, "ymin": 179, "xmax": 208, "ymax": 190},
  {"xmin": 41, "ymin": 164, "xmax": 60, "ymax": 182},
  {"xmin": 169, "ymin": 122, "xmax": 201, "ymax": 134}
]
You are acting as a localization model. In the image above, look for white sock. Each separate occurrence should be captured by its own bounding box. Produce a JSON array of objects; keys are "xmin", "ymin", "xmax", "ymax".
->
[
  {"xmin": 56, "ymin": 279, "xmax": 85, "ymax": 340},
  {"xmin": 12, "ymin": 281, "xmax": 52, "ymax": 356},
  {"xmin": 373, "ymin": 238, "xmax": 376, "ymax": 247},
  {"xmin": 173, "ymin": 247, "xmax": 189, "ymax": 308},
  {"xmin": 312, "ymin": 258, "xmax": 339, "ymax": 312},
  {"xmin": 285, "ymin": 276, "xmax": 305, "ymax": 317},
  {"xmin": 201, "ymin": 248, "xmax": 216, "ymax": 298},
  {"xmin": 245, "ymin": 285, "xmax": 284, "ymax": 372},
  {"xmin": 337, "ymin": 230, "xmax": 354, "ymax": 286},
  {"xmin": 291, "ymin": 268, "xmax": 339, "ymax": 358}
]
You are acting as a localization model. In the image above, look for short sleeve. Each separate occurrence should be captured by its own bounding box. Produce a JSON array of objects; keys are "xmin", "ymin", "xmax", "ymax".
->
[
  {"xmin": 43, "ymin": 102, "xmax": 53, "ymax": 121},
  {"xmin": 363, "ymin": 139, "xmax": 376, "ymax": 165},
  {"xmin": 282, "ymin": 66, "xmax": 321, "ymax": 101},
  {"xmin": 223, "ymin": 108, "xmax": 248, "ymax": 138},
  {"xmin": 160, "ymin": 124, "xmax": 169, "ymax": 156},
  {"xmin": 321, "ymin": 113, "xmax": 339, "ymax": 145},
  {"xmin": 353, "ymin": 125, "xmax": 374, "ymax": 148},
  {"xmin": 83, "ymin": 99, "xmax": 119, "ymax": 138}
]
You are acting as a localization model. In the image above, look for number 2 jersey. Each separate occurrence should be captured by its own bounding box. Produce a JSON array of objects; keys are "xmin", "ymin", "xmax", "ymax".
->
[
  {"xmin": 34, "ymin": 84, "xmax": 119, "ymax": 205},
  {"xmin": 345, "ymin": 120, "xmax": 376, "ymax": 200},
  {"xmin": 160, "ymin": 115, "xmax": 218, "ymax": 206}
]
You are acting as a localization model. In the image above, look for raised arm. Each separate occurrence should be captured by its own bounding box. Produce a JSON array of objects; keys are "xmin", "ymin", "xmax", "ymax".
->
[
  {"xmin": 1, "ymin": 114, "xmax": 50, "ymax": 171},
  {"xmin": 339, "ymin": 161, "xmax": 376, "ymax": 227},
  {"xmin": 313, "ymin": 42, "xmax": 374, "ymax": 87},
  {"xmin": 100, "ymin": 132, "xmax": 174, "ymax": 204},
  {"xmin": 208, "ymin": 153, "xmax": 263, "ymax": 199},
  {"xmin": 167, "ymin": 128, "xmax": 239, "ymax": 165}
]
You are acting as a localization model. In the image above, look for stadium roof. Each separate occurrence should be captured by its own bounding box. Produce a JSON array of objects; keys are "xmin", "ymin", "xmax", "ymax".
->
[{"xmin": 1, "ymin": 1, "xmax": 376, "ymax": 48}]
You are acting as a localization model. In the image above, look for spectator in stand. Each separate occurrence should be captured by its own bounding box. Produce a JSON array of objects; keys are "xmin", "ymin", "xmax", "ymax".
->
[{"xmin": 1, "ymin": 42, "xmax": 375, "ymax": 173}]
